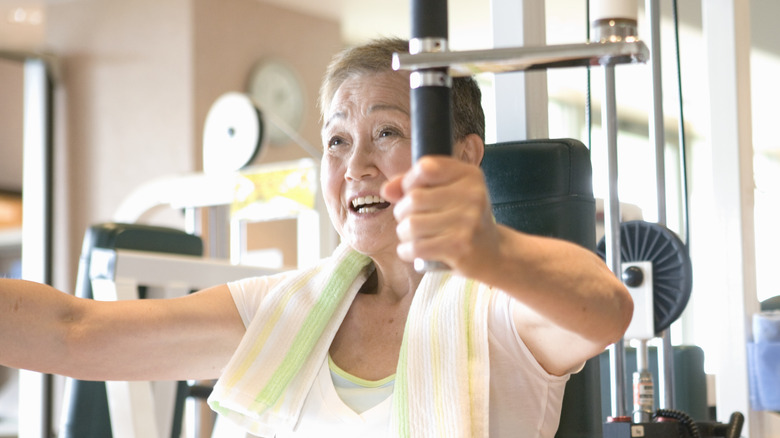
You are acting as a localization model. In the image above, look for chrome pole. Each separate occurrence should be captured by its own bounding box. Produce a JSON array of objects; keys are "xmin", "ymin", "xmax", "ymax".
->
[
  {"xmin": 646, "ymin": 0, "xmax": 676, "ymax": 410},
  {"xmin": 602, "ymin": 62, "xmax": 627, "ymax": 418}
]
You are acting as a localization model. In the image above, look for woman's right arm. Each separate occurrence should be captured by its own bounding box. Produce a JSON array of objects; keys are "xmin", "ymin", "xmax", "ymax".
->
[{"xmin": 0, "ymin": 279, "xmax": 246, "ymax": 382}]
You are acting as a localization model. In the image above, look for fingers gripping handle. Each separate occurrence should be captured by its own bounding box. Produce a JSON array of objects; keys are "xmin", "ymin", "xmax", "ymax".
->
[{"xmin": 409, "ymin": 0, "xmax": 452, "ymax": 272}]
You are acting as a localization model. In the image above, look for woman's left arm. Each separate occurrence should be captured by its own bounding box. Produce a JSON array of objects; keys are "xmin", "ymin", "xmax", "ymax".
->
[{"xmin": 383, "ymin": 155, "xmax": 633, "ymax": 376}]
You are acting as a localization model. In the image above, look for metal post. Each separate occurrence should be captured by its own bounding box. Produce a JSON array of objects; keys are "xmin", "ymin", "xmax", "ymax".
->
[
  {"xmin": 646, "ymin": 0, "xmax": 666, "ymax": 223},
  {"xmin": 646, "ymin": 0, "xmax": 676, "ymax": 412},
  {"xmin": 602, "ymin": 63, "xmax": 627, "ymax": 419},
  {"xmin": 19, "ymin": 56, "xmax": 54, "ymax": 438},
  {"xmin": 658, "ymin": 330, "xmax": 675, "ymax": 409},
  {"xmin": 207, "ymin": 205, "xmax": 230, "ymax": 260}
]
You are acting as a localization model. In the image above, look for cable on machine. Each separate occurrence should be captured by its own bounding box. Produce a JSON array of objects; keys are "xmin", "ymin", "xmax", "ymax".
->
[{"xmin": 671, "ymin": 0, "xmax": 691, "ymax": 248}]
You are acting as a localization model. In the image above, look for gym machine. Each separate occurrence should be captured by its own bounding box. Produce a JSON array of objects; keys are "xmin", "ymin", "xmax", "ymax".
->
[{"xmin": 392, "ymin": 0, "xmax": 745, "ymax": 436}]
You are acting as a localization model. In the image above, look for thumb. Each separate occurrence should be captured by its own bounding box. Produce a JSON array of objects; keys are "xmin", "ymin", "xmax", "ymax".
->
[{"xmin": 381, "ymin": 174, "xmax": 405, "ymax": 203}]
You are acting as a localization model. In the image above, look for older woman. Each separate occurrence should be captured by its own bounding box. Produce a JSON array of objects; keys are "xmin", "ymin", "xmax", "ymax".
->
[{"xmin": 0, "ymin": 38, "xmax": 631, "ymax": 437}]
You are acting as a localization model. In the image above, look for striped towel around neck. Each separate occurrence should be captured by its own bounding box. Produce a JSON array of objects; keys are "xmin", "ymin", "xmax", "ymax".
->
[{"xmin": 208, "ymin": 243, "xmax": 493, "ymax": 437}]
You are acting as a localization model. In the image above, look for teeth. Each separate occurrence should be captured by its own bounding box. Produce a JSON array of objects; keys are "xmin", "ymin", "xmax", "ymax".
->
[{"xmin": 351, "ymin": 195, "xmax": 387, "ymax": 209}]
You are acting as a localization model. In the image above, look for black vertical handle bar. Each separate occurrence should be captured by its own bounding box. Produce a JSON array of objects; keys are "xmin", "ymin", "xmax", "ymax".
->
[
  {"xmin": 410, "ymin": 0, "xmax": 452, "ymax": 160},
  {"xmin": 409, "ymin": 0, "xmax": 452, "ymax": 272}
]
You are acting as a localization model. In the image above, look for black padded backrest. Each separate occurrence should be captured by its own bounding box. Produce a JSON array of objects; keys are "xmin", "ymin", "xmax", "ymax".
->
[
  {"xmin": 481, "ymin": 138, "xmax": 603, "ymax": 438},
  {"xmin": 482, "ymin": 138, "xmax": 596, "ymax": 251}
]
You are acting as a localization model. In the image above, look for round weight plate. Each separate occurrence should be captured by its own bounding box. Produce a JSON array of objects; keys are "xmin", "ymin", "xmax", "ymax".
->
[{"xmin": 597, "ymin": 220, "xmax": 692, "ymax": 334}]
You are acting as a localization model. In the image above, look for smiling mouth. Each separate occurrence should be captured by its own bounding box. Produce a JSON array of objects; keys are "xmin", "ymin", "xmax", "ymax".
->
[{"xmin": 351, "ymin": 195, "xmax": 391, "ymax": 213}]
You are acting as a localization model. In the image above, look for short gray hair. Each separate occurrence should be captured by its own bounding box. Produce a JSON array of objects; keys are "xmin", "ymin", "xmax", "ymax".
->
[{"xmin": 318, "ymin": 37, "xmax": 485, "ymax": 143}]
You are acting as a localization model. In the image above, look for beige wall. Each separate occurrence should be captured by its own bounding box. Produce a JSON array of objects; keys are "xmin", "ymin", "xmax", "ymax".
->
[
  {"xmin": 43, "ymin": 0, "xmax": 195, "ymax": 289},
  {"xmin": 42, "ymin": 0, "xmax": 342, "ymax": 289},
  {"xmin": 192, "ymin": 0, "xmax": 343, "ymax": 166}
]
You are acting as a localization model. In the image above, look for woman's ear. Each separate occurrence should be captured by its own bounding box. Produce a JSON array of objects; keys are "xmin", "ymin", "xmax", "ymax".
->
[{"xmin": 454, "ymin": 133, "xmax": 485, "ymax": 166}]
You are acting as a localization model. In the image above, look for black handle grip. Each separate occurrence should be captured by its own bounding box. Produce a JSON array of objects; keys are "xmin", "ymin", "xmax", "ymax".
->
[
  {"xmin": 409, "ymin": 0, "xmax": 452, "ymax": 273},
  {"xmin": 411, "ymin": 0, "xmax": 448, "ymax": 39},
  {"xmin": 411, "ymin": 85, "xmax": 453, "ymax": 161},
  {"xmin": 409, "ymin": 0, "xmax": 452, "ymax": 162}
]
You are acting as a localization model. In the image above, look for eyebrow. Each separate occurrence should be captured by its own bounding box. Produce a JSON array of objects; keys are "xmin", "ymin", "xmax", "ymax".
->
[
  {"xmin": 368, "ymin": 103, "xmax": 409, "ymax": 116},
  {"xmin": 323, "ymin": 111, "xmax": 345, "ymax": 130}
]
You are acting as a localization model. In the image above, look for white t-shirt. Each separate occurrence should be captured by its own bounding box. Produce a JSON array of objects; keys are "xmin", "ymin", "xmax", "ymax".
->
[{"xmin": 226, "ymin": 272, "xmax": 570, "ymax": 437}]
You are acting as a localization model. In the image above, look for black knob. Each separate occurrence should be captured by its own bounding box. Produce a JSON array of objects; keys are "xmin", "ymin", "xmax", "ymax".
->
[{"xmin": 622, "ymin": 266, "xmax": 644, "ymax": 287}]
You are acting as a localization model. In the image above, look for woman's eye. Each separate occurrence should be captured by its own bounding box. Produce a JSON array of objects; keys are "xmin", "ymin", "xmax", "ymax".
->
[
  {"xmin": 327, "ymin": 137, "xmax": 344, "ymax": 148},
  {"xmin": 378, "ymin": 128, "xmax": 398, "ymax": 138}
]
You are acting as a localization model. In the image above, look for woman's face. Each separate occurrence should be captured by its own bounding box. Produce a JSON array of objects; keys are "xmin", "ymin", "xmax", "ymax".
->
[{"xmin": 320, "ymin": 71, "xmax": 412, "ymax": 258}]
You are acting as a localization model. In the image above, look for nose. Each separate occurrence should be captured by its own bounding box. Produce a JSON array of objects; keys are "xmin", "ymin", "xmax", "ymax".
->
[{"xmin": 344, "ymin": 140, "xmax": 377, "ymax": 181}]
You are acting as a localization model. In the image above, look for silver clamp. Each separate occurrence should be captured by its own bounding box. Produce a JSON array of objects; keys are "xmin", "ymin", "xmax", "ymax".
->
[
  {"xmin": 410, "ymin": 71, "xmax": 453, "ymax": 89},
  {"xmin": 591, "ymin": 18, "xmax": 638, "ymax": 44},
  {"xmin": 409, "ymin": 37, "xmax": 448, "ymax": 55}
]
